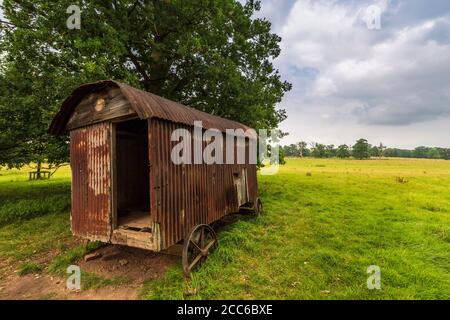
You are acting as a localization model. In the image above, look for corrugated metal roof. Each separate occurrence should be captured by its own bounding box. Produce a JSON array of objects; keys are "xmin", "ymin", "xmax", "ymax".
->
[{"xmin": 49, "ymin": 80, "xmax": 255, "ymax": 137}]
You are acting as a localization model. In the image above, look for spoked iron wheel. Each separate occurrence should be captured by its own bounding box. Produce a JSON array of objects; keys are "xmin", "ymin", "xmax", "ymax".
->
[{"xmin": 182, "ymin": 224, "xmax": 218, "ymax": 277}]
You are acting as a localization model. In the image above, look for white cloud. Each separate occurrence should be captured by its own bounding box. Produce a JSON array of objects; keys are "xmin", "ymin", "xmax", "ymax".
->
[{"xmin": 261, "ymin": 0, "xmax": 450, "ymax": 147}]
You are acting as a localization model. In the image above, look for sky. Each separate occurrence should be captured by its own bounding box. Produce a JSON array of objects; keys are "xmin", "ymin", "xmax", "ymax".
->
[
  {"xmin": 252, "ymin": 0, "xmax": 450, "ymax": 148},
  {"xmin": 1, "ymin": 1, "xmax": 449, "ymax": 148}
]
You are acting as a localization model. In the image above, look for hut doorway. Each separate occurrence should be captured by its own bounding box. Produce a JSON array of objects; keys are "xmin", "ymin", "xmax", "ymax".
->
[{"xmin": 114, "ymin": 119, "xmax": 151, "ymax": 232}]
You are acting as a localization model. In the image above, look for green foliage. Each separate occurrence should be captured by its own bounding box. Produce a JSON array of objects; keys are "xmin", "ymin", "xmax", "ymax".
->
[
  {"xmin": 282, "ymin": 144, "xmax": 297, "ymax": 157},
  {"xmin": 310, "ymin": 143, "xmax": 338, "ymax": 158},
  {"xmin": 282, "ymin": 142, "xmax": 310, "ymax": 157},
  {"xmin": 0, "ymin": 0, "xmax": 291, "ymax": 169},
  {"xmin": 336, "ymin": 144, "xmax": 350, "ymax": 158},
  {"xmin": 325, "ymin": 144, "xmax": 336, "ymax": 158},
  {"xmin": 384, "ymin": 147, "xmax": 450, "ymax": 160},
  {"xmin": 384, "ymin": 148, "xmax": 412, "ymax": 158},
  {"xmin": 352, "ymin": 138, "xmax": 370, "ymax": 160},
  {"xmin": 298, "ymin": 141, "xmax": 309, "ymax": 157},
  {"xmin": 370, "ymin": 145, "xmax": 380, "ymax": 157},
  {"xmin": 413, "ymin": 146, "xmax": 450, "ymax": 160},
  {"xmin": 277, "ymin": 146, "xmax": 286, "ymax": 165},
  {"xmin": 286, "ymin": 139, "xmax": 448, "ymax": 161},
  {"xmin": 0, "ymin": 49, "xmax": 70, "ymax": 170},
  {"xmin": 311, "ymin": 143, "xmax": 327, "ymax": 158}
]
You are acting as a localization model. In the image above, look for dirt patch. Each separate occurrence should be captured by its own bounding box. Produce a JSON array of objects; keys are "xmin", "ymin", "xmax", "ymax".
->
[
  {"xmin": 0, "ymin": 273, "xmax": 139, "ymax": 300},
  {"xmin": 78, "ymin": 244, "xmax": 179, "ymax": 283},
  {"xmin": 0, "ymin": 244, "xmax": 178, "ymax": 300}
]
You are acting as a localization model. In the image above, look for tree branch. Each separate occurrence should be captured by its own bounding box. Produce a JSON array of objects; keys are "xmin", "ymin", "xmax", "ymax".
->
[
  {"xmin": 47, "ymin": 163, "xmax": 69, "ymax": 177},
  {"xmin": 126, "ymin": 48, "xmax": 151, "ymax": 88},
  {"xmin": 0, "ymin": 19, "xmax": 34, "ymax": 30},
  {"xmin": 128, "ymin": 0, "xmax": 141, "ymax": 17}
]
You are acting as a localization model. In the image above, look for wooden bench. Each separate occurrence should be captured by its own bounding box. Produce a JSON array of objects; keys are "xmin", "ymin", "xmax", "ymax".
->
[{"xmin": 29, "ymin": 171, "xmax": 51, "ymax": 180}]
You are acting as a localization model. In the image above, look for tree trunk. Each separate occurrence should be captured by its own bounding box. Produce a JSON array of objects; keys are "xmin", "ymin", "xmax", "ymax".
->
[{"xmin": 36, "ymin": 160, "xmax": 41, "ymax": 180}]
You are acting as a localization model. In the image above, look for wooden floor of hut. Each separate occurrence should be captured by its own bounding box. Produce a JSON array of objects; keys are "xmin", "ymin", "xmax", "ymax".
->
[{"xmin": 118, "ymin": 211, "xmax": 152, "ymax": 232}]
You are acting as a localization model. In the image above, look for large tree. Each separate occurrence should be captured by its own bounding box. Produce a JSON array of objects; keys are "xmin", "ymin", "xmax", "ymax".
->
[
  {"xmin": 298, "ymin": 141, "xmax": 307, "ymax": 157},
  {"xmin": 336, "ymin": 144, "xmax": 350, "ymax": 159},
  {"xmin": 0, "ymin": 60, "xmax": 70, "ymax": 173},
  {"xmin": 352, "ymin": 139, "xmax": 371, "ymax": 160},
  {"xmin": 0, "ymin": 0, "xmax": 291, "ymax": 171},
  {"xmin": 311, "ymin": 143, "xmax": 326, "ymax": 158}
]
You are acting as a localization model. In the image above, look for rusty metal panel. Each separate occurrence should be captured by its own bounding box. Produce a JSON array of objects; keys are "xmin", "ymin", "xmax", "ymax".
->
[
  {"xmin": 149, "ymin": 118, "xmax": 258, "ymax": 249},
  {"xmin": 70, "ymin": 122, "xmax": 111, "ymax": 241},
  {"xmin": 49, "ymin": 80, "xmax": 255, "ymax": 139}
]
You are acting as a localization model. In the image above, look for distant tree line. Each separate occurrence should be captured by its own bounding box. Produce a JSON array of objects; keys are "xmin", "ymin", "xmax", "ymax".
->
[
  {"xmin": 282, "ymin": 139, "xmax": 450, "ymax": 160},
  {"xmin": 384, "ymin": 147, "xmax": 450, "ymax": 160}
]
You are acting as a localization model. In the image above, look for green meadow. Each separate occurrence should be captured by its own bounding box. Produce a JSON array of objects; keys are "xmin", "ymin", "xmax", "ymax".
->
[{"xmin": 0, "ymin": 158, "xmax": 449, "ymax": 299}]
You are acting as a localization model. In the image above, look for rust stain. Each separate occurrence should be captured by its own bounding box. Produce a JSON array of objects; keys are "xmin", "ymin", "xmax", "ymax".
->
[
  {"xmin": 148, "ymin": 118, "xmax": 258, "ymax": 249},
  {"xmin": 70, "ymin": 122, "xmax": 111, "ymax": 241}
]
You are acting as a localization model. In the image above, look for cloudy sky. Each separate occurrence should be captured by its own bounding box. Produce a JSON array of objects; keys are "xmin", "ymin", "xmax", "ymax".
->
[
  {"xmin": 253, "ymin": 0, "xmax": 450, "ymax": 148},
  {"xmin": 1, "ymin": 1, "xmax": 449, "ymax": 148}
]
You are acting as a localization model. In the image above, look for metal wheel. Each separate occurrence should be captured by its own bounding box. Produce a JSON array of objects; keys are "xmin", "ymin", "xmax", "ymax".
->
[
  {"xmin": 182, "ymin": 224, "xmax": 218, "ymax": 276},
  {"xmin": 254, "ymin": 198, "xmax": 263, "ymax": 216}
]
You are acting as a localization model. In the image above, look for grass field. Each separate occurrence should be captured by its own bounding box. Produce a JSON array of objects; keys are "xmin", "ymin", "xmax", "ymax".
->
[{"xmin": 0, "ymin": 158, "xmax": 449, "ymax": 299}]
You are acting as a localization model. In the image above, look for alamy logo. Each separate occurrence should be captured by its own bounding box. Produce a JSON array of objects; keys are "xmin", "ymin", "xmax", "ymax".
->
[
  {"xmin": 66, "ymin": 265, "xmax": 81, "ymax": 290},
  {"xmin": 66, "ymin": 5, "xmax": 81, "ymax": 30},
  {"xmin": 170, "ymin": 121, "xmax": 280, "ymax": 175},
  {"xmin": 367, "ymin": 265, "xmax": 381, "ymax": 290},
  {"xmin": 362, "ymin": 5, "xmax": 382, "ymax": 30}
]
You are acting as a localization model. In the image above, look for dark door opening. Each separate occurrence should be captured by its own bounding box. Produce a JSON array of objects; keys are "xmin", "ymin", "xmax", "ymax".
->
[{"xmin": 115, "ymin": 119, "xmax": 151, "ymax": 232}]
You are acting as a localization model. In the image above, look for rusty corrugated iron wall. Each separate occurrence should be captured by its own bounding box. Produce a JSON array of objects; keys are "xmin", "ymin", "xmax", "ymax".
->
[
  {"xmin": 53, "ymin": 80, "xmax": 260, "ymax": 250},
  {"xmin": 70, "ymin": 122, "xmax": 111, "ymax": 241},
  {"xmin": 149, "ymin": 118, "xmax": 258, "ymax": 249}
]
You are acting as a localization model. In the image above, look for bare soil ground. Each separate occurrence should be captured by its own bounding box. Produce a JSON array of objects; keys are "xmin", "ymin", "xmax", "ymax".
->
[
  {"xmin": 0, "ymin": 273, "xmax": 140, "ymax": 300},
  {"xmin": 78, "ymin": 245, "xmax": 179, "ymax": 283},
  {"xmin": 0, "ymin": 245, "xmax": 178, "ymax": 300}
]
